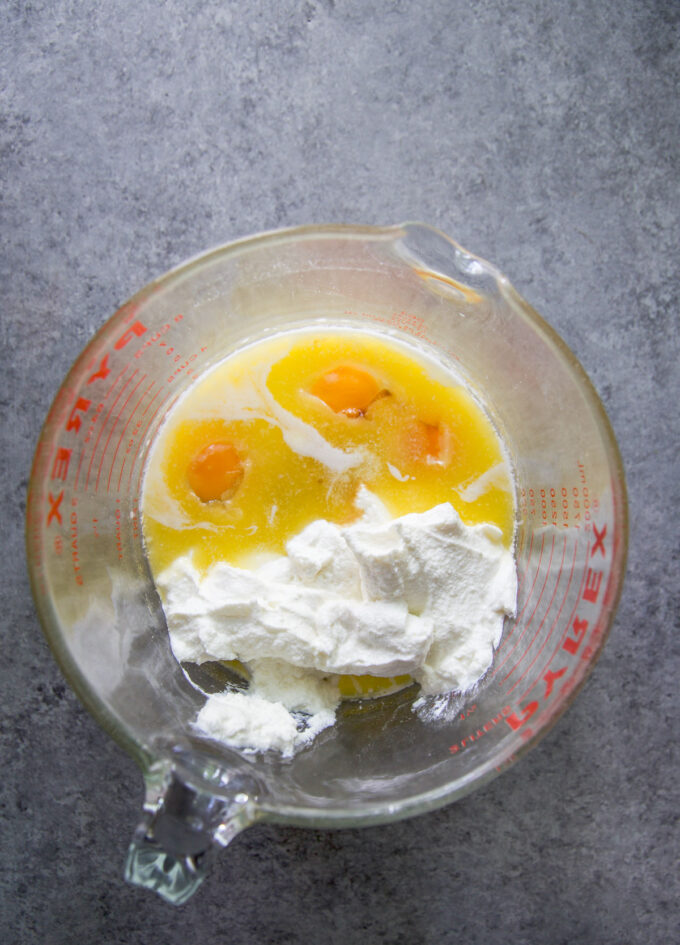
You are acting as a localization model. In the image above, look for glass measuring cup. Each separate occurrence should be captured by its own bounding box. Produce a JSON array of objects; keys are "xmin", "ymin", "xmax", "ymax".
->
[{"xmin": 26, "ymin": 224, "xmax": 627, "ymax": 903}]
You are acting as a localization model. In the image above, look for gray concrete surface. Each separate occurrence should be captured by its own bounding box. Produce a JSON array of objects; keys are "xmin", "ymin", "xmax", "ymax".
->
[{"xmin": 2, "ymin": 1, "xmax": 678, "ymax": 942}]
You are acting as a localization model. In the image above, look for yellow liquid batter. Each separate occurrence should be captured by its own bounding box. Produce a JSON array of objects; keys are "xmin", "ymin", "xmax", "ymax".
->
[{"xmin": 142, "ymin": 329, "xmax": 515, "ymax": 697}]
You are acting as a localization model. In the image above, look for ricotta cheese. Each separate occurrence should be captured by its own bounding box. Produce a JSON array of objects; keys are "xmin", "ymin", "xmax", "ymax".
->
[{"xmin": 157, "ymin": 488, "xmax": 517, "ymax": 757}]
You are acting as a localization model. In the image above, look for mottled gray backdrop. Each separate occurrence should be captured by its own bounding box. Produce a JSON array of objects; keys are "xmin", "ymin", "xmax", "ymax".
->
[{"xmin": 2, "ymin": 1, "xmax": 678, "ymax": 943}]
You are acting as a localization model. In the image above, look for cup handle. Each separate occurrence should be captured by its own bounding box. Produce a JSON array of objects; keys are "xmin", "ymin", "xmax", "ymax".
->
[{"xmin": 124, "ymin": 759, "xmax": 258, "ymax": 904}]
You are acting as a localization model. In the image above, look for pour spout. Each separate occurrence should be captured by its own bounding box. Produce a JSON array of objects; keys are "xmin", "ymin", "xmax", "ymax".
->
[
  {"xmin": 124, "ymin": 750, "xmax": 259, "ymax": 904},
  {"xmin": 392, "ymin": 222, "xmax": 504, "ymax": 298}
]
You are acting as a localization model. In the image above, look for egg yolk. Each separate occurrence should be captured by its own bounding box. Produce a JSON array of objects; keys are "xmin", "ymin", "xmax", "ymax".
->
[
  {"xmin": 310, "ymin": 364, "xmax": 381, "ymax": 416},
  {"xmin": 187, "ymin": 441, "xmax": 243, "ymax": 502},
  {"xmin": 402, "ymin": 419, "xmax": 446, "ymax": 464}
]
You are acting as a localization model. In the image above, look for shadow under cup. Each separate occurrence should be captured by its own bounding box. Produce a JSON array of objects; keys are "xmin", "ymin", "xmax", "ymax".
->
[{"xmin": 26, "ymin": 224, "xmax": 627, "ymax": 901}]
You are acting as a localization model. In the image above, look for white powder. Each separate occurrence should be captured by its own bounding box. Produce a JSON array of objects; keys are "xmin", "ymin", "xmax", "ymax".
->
[
  {"xmin": 196, "ymin": 661, "xmax": 339, "ymax": 758},
  {"xmin": 197, "ymin": 692, "xmax": 302, "ymax": 755},
  {"xmin": 158, "ymin": 488, "xmax": 517, "ymax": 757}
]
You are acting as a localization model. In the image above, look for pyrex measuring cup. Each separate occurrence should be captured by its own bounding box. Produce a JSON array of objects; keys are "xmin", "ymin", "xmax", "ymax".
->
[{"xmin": 26, "ymin": 224, "xmax": 627, "ymax": 903}]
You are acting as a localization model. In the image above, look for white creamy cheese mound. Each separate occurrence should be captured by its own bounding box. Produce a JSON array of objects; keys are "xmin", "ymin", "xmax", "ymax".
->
[{"xmin": 157, "ymin": 488, "xmax": 517, "ymax": 757}]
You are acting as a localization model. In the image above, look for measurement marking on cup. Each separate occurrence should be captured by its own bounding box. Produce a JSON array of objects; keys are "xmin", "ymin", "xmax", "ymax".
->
[
  {"xmin": 514, "ymin": 533, "xmax": 547, "ymax": 624},
  {"xmin": 69, "ymin": 497, "xmax": 83, "ymax": 585},
  {"xmin": 504, "ymin": 535, "xmax": 575, "ymax": 696},
  {"xmin": 73, "ymin": 448, "xmax": 86, "ymax": 494},
  {"xmin": 82, "ymin": 366, "xmax": 129, "ymax": 491},
  {"xmin": 543, "ymin": 523, "xmax": 610, "ymax": 671},
  {"xmin": 492, "ymin": 533, "xmax": 550, "ymax": 675},
  {"xmin": 120, "ymin": 341, "xmax": 207, "ymax": 494},
  {"xmin": 517, "ymin": 538, "xmax": 593, "ymax": 706},
  {"xmin": 501, "ymin": 533, "xmax": 568, "ymax": 686},
  {"xmin": 499, "ymin": 532, "xmax": 556, "ymax": 672},
  {"xmin": 126, "ymin": 391, "xmax": 178, "ymax": 496},
  {"xmin": 493, "ymin": 473, "xmax": 601, "ymax": 689},
  {"xmin": 120, "ymin": 384, "xmax": 163, "ymax": 493},
  {"xmin": 448, "ymin": 706, "xmax": 512, "ymax": 755},
  {"xmin": 94, "ymin": 370, "xmax": 139, "ymax": 492},
  {"xmin": 494, "ymin": 533, "xmax": 545, "ymax": 659},
  {"xmin": 515, "ymin": 531, "xmax": 534, "ymax": 593},
  {"xmin": 506, "ymin": 537, "xmax": 579, "ymax": 699},
  {"xmin": 509, "ymin": 572, "xmax": 606, "ymax": 736},
  {"xmin": 129, "ymin": 394, "xmax": 180, "ymax": 495},
  {"xmin": 73, "ymin": 368, "xmax": 128, "ymax": 491},
  {"xmin": 105, "ymin": 373, "xmax": 148, "ymax": 493},
  {"xmin": 116, "ymin": 380, "xmax": 157, "ymax": 492}
]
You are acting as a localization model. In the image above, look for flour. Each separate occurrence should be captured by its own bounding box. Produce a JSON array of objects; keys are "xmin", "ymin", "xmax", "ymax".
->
[
  {"xmin": 157, "ymin": 487, "xmax": 517, "ymax": 757},
  {"xmin": 196, "ymin": 662, "xmax": 339, "ymax": 758}
]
